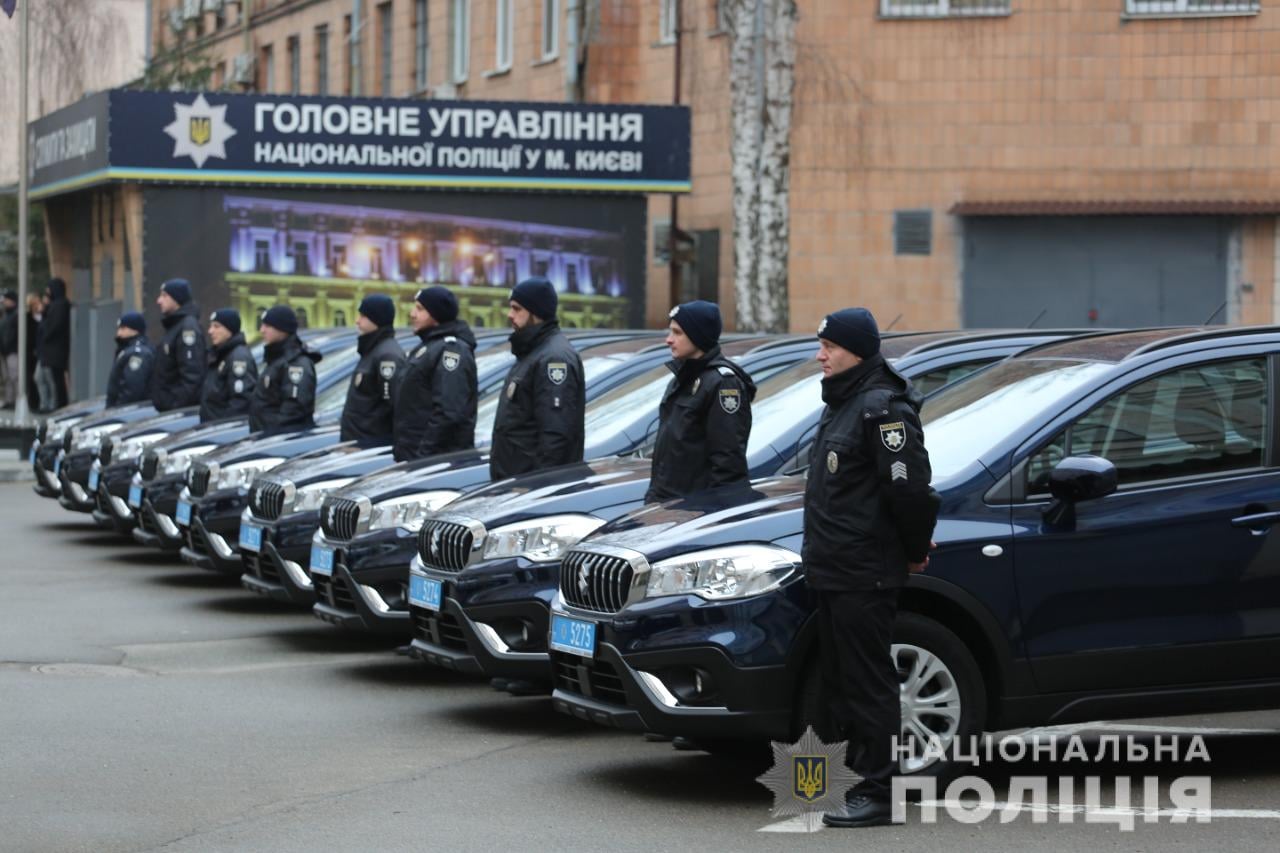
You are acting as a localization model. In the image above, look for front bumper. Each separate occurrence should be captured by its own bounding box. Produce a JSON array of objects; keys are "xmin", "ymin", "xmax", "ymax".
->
[
  {"xmin": 33, "ymin": 444, "xmax": 61, "ymax": 498},
  {"xmin": 311, "ymin": 528, "xmax": 414, "ymax": 637},
  {"xmin": 56, "ymin": 451, "xmax": 96, "ymax": 513},
  {"xmin": 131, "ymin": 498, "xmax": 183, "ymax": 549},
  {"xmin": 240, "ymin": 512, "xmax": 319, "ymax": 607},
  {"xmin": 178, "ymin": 489, "xmax": 249, "ymax": 575},
  {"xmin": 95, "ymin": 462, "xmax": 140, "ymax": 535}
]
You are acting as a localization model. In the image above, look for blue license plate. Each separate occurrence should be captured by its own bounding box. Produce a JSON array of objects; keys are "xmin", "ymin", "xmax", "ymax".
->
[
  {"xmin": 53, "ymin": 456, "xmax": 62, "ymax": 477},
  {"xmin": 176, "ymin": 500, "xmax": 192, "ymax": 527},
  {"xmin": 409, "ymin": 574, "xmax": 443, "ymax": 611},
  {"xmin": 550, "ymin": 614, "xmax": 597, "ymax": 658},
  {"xmin": 239, "ymin": 523, "xmax": 263, "ymax": 552},
  {"xmin": 29, "ymin": 446, "xmax": 36, "ymax": 464},
  {"xmin": 88, "ymin": 469, "xmax": 100, "ymax": 491},
  {"xmin": 128, "ymin": 484, "xmax": 143, "ymax": 508},
  {"xmin": 310, "ymin": 544, "xmax": 335, "ymax": 576}
]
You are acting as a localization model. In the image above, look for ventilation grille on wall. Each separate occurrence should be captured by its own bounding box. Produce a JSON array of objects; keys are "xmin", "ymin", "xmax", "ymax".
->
[{"xmin": 894, "ymin": 210, "xmax": 933, "ymax": 256}]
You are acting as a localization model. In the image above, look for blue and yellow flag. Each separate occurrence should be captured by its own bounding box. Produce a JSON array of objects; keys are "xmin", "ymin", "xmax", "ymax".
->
[{"xmin": 2, "ymin": 0, "xmax": 15, "ymax": 20}]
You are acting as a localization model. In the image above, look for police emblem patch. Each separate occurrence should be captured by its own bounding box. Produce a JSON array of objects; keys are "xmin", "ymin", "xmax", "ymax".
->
[
  {"xmin": 181, "ymin": 329, "xmax": 197, "ymax": 347},
  {"xmin": 232, "ymin": 361, "xmax": 247, "ymax": 377},
  {"xmin": 288, "ymin": 366, "xmax": 304, "ymax": 384},
  {"xmin": 826, "ymin": 451, "xmax": 838, "ymax": 474},
  {"xmin": 756, "ymin": 726, "xmax": 858, "ymax": 823},
  {"xmin": 233, "ymin": 380, "xmax": 244, "ymax": 394},
  {"xmin": 379, "ymin": 361, "xmax": 396, "ymax": 380},
  {"xmin": 879, "ymin": 421, "xmax": 906, "ymax": 452},
  {"xmin": 127, "ymin": 355, "xmax": 143, "ymax": 372},
  {"xmin": 442, "ymin": 351, "xmax": 460, "ymax": 372},
  {"xmin": 547, "ymin": 362, "xmax": 568, "ymax": 385},
  {"xmin": 718, "ymin": 388, "xmax": 741, "ymax": 414}
]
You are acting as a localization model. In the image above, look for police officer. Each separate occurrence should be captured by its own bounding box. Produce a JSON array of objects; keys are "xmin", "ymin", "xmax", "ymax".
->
[
  {"xmin": 150, "ymin": 278, "xmax": 207, "ymax": 412},
  {"xmin": 339, "ymin": 295, "xmax": 405, "ymax": 446},
  {"xmin": 105, "ymin": 312, "xmax": 155, "ymax": 407},
  {"xmin": 490, "ymin": 277, "xmax": 584, "ymax": 480},
  {"xmin": 392, "ymin": 286, "xmax": 478, "ymax": 462},
  {"xmin": 249, "ymin": 305, "xmax": 321, "ymax": 434},
  {"xmin": 802, "ymin": 308, "xmax": 939, "ymax": 829},
  {"xmin": 645, "ymin": 301, "xmax": 755, "ymax": 503},
  {"xmin": 199, "ymin": 308, "xmax": 257, "ymax": 423}
]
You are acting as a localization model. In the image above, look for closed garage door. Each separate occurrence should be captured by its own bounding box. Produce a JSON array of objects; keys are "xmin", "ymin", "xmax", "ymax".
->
[{"xmin": 962, "ymin": 216, "xmax": 1229, "ymax": 329}]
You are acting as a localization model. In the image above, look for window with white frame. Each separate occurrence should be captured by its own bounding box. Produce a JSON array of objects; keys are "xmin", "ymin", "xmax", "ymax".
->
[
  {"xmin": 541, "ymin": 0, "xmax": 559, "ymax": 59},
  {"xmin": 451, "ymin": 0, "xmax": 470, "ymax": 82},
  {"xmin": 495, "ymin": 0, "xmax": 513, "ymax": 70},
  {"xmin": 415, "ymin": 0, "xmax": 430, "ymax": 90},
  {"xmin": 879, "ymin": 0, "xmax": 1011, "ymax": 17},
  {"xmin": 1124, "ymin": 0, "xmax": 1258, "ymax": 16},
  {"xmin": 659, "ymin": 0, "xmax": 677, "ymax": 43}
]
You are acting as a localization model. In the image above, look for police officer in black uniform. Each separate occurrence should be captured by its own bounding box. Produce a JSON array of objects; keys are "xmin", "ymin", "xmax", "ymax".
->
[
  {"xmin": 802, "ymin": 308, "xmax": 939, "ymax": 829},
  {"xmin": 105, "ymin": 312, "xmax": 155, "ymax": 407},
  {"xmin": 392, "ymin": 286, "xmax": 479, "ymax": 462},
  {"xmin": 150, "ymin": 279, "xmax": 207, "ymax": 412},
  {"xmin": 249, "ymin": 305, "xmax": 321, "ymax": 434},
  {"xmin": 199, "ymin": 308, "xmax": 257, "ymax": 423},
  {"xmin": 645, "ymin": 300, "xmax": 756, "ymax": 503},
  {"xmin": 490, "ymin": 277, "xmax": 584, "ymax": 480},
  {"xmin": 339, "ymin": 295, "xmax": 405, "ymax": 446}
]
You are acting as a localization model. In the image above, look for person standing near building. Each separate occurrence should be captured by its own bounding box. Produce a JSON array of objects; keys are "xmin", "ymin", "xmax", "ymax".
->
[
  {"xmin": 150, "ymin": 279, "xmax": 207, "ymax": 412},
  {"xmin": 105, "ymin": 312, "xmax": 156, "ymax": 407},
  {"xmin": 489, "ymin": 277, "xmax": 584, "ymax": 480},
  {"xmin": 644, "ymin": 301, "xmax": 756, "ymax": 503},
  {"xmin": 339, "ymin": 295, "xmax": 405, "ymax": 446},
  {"xmin": 801, "ymin": 307, "xmax": 939, "ymax": 830},
  {"xmin": 392, "ymin": 286, "xmax": 478, "ymax": 462},
  {"xmin": 25, "ymin": 293, "xmax": 42, "ymax": 411},
  {"xmin": 0, "ymin": 291, "xmax": 18, "ymax": 408},
  {"xmin": 199, "ymin": 308, "xmax": 257, "ymax": 423},
  {"xmin": 249, "ymin": 305, "xmax": 320, "ymax": 435},
  {"xmin": 37, "ymin": 278, "xmax": 72, "ymax": 410}
]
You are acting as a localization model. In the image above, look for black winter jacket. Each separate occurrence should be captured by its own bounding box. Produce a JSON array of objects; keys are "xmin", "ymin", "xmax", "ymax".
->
[
  {"xmin": 106, "ymin": 336, "xmax": 156, "ymax": 407},
  {"xmin": 489, "ymin": 321, "xmax": 584, "ymax": 480},
  {"xmin": 37, "ymin": 279, "xmax": 71, "ymax": 370},
  {"xmin": 199, "ymin": 333, "xmax": 257, "ymax": 423},
  {"xmin": 151, "ymin": 305, "xmax": 207, "ymax": 411},
  {"xmin": 801, "ymin": 354, "xmax": 940, "ymax": 592},
  {"xmin": 339, "ymin": 327, "xmax": 405, "ymax": 445},
  {"xmin": 0, "ymin": 308, "xmax": 18, "ymax": 356},
  {"xmin": 249, "ymin": 335, "xmax": 321, "ymax": 434},
  {"xmin": 392, "ymin": 320, "xmax": 478, "ymax": 461},
  {"xmin": 645, "ymin": 347, "xmax": 756, "ymax": 503}
]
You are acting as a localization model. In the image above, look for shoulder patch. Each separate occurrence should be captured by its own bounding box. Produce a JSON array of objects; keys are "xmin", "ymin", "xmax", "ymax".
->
[
  {"xmin": 547, "ymin": 362, "xmax": 568, "ymax": 385},
  {"xmin": 127, "ymin": 355, "xmax": 143, "ymax": 372},
  {"xmin": 232, "ymin": 360, "xmax": 247, "ymax": 377},
  {"xmin": 379, "ymin": 360, "xmax": 397, "ymax": 380},
  {"xmin": 287, "ymin": 365, "xmax": 304, "ymax": 385},
  {"xmin": 718, "ymin": 387, "xmax": 742, "ymax": 414},
  {"xmin": 181, "ymin": 329, "xmax": 197, "ymax": 347},
  {"xmin": 879, "ymin": 421, "xmax": 907, "ymax": 453},
  {"xmin": 442, "ymin": 351, "xmax": 461, "ymax": 372}
]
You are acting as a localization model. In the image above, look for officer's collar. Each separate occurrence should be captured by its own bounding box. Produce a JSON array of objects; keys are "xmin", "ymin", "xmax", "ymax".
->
[
  {"xmin": 510, "ymin": 319, "xmax": 559, "ymax": 357},
  {"xmin": 669, "ymin": 345, "xmax": 722, "ymax": 380},
  {"xmin": 820, "ymin": 352, "xmax": 886, "ymax": 404},
  {"xmin": 213, "ymin": 332, "xmax": 245, "ymax": 359},
  {"xmin": 357, "ymin": 325, "xmax": 395, "ymax": 355},
  {"xmin": 160, "ymin": 304, "xmax": 194, "ymax": 328},
  {"xmin": 264, "ymin": 334, "xmax": 300, "ymax": 361}
]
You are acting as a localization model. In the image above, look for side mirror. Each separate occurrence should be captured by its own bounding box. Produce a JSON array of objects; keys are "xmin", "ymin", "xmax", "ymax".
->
[{"xmin": 1043, "ymin": 456, "xmax": 1117, "ymax": 529}]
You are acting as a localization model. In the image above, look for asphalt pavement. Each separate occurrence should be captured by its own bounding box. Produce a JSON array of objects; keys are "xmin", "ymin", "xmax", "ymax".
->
[{"xmin": 2, "ymin": 481, "xmax": 1279, "ymax": 852}]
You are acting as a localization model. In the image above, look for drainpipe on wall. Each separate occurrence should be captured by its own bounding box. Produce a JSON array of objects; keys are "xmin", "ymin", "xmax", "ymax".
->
[
  {"xmin": 667, "ymin": 0, "xmax": 682, "ymax": 312},
  {"xmin": 351, "ymin": 0, "xmax": 363, "ymax": 97},
  {"xmin": 564, "ymin": 0, "xmax": 581, "ymax": 102},
  {"xmin": 242, "ymin": 0, "xmax": 254, "ymax": 89}
]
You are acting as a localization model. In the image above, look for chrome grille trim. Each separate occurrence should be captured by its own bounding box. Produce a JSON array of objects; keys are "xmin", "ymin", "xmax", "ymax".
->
[
  {"xmin": 558, "ymin": 544, "xmax": 651, "ymax": 615},
  {"xmin": 415, "ymin": 513, "xmax": 487, "ymax": 573}
]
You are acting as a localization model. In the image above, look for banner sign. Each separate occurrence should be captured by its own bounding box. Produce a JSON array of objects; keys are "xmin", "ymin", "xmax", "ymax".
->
[{"xmin": 29, "ymin": 90, "xmax": 692, "ymax": 198}]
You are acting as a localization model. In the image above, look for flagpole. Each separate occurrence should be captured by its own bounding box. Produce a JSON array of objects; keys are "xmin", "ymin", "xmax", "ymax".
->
[{"xmin": 15, "ymin": 0, "xmax": 30, "ymax": 423}]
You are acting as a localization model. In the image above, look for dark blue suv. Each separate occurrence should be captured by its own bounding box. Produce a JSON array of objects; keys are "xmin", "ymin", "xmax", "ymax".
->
[{"xmin": 548, "ymin": 326, "xmax": 1280, "ymax": 774}]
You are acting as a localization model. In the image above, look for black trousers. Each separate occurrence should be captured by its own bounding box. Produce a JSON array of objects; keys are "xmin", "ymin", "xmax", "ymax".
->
[
  {"xmin": 52, "ymin": 368, "xmax": 68, "ymax": 409},
  {"xmin": 814, "ymin": 587, "xmax": 901, "ymax": 800}
]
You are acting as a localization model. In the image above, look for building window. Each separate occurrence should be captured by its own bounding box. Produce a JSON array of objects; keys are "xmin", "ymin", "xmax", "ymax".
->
[
  {"xmin": 377, "ymin": 2, "xmax": 394, "ymax": 96},
  {"xmin": 658, "ymin": 0, "xmax": 677, "ymax": 43},
  {"xmin": 343, "ymin": 15, "xmax": 353, "ymax": 95},
  {"xmin": 540, "ymin": 0, "xmax": 558, "ymax": 59},
  {"xmin": 315, "ymin": 25, "xmax": 330, "ymax": 95},
  {"xmin": 451, "ymin": 0, "xmax": 470, "ymax": 82},
  {"xmin": 494, "ymin": 0, "xmax": 513, "ymax": 70},
  {"xmin": 287, "ymin": 36, "xmax": 301, "ymax": 94},
  {"xmin": 414, "ymin": 0, "xmax": 430, "ymax": 91},
  {"xmin": 1124, "ymin": 0, "xmax": 1258, "ymax": 16},
  {"xmin": 254, "ymin": 240, "xmax": 272, "ymax": 273},
  {"xmin": 879, "ymin": 0, "xmax": 1012, "ymax": 17},
  {"xmin": 259, "ymin": 44, "xmax": 274, "ymax": 92}
]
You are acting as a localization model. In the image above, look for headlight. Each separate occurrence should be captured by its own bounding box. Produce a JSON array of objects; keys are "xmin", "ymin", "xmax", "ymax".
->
[
  {"xmin": 293, "ymin": 478, "xmax": 355, "ymax": 512},
  {"xmin": 73, "ymin": 422, "xmax": 124, "ymax": 450},
  {"xmin": 215, "ymin": 457, "xmax": 286, "ymax": 490},
  {"xmin": 112, "ymin": 432, "xmax": 170, "ymax": 463},
  {"xmin": 482, "ymin": 514, "xmax": 605, "ymax": 563},
  {"xmin": 645, "ymin": 544, "xmax": 799, "ymax": 601},
  {"xmin": 49, "ymin": 416, "xmax": 87, "ymax": 444},
  {"xmin": 368, "ymin": 491, "xmax": 461, "ymax": 532},
  {"xmin": 161, "ymin": 444, "xmax": 218, "ymax": 475}
]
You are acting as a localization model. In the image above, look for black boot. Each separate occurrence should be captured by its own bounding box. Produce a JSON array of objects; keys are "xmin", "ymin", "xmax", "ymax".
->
[{"xmin": 822, "ymin": 792, "xmax": 897, "ymax": 828}]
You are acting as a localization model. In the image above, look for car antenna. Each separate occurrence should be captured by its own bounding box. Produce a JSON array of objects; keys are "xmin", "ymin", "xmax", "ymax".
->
[
  {"xmin": 1026, "ymin": 308, "xmax": 1047, "ymax": 329},
  {"xmin": 1203, "ymin": 301, "xmax": 1226, "ymax": 325},
  {"xmin": 885, "ymin": 314, "xmax": 903, "ymax": 331}
]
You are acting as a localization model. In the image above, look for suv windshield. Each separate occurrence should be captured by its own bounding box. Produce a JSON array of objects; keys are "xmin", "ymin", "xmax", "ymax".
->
[
  {"xmin": 921, "ymin": 358, "xmax": 1114, "ymax": 482},
  {"xmin": 744, "ymin": 361, "xmax": 824, "ymax": 458}
]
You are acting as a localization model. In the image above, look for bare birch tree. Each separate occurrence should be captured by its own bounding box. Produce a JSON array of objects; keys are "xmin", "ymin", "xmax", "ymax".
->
[
  {"xmin": 722, "ymin": 0, "xmax": 797, "ymax": 332},
  {"xmin": 0, "ymin": 0, "xmax": 129, "ymax": 117}
]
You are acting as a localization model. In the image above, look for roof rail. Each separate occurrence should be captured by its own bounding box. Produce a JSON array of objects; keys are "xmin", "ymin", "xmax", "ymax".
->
[
  {"xmin": 904, "ymin": 328, "xmax": 1099, "ymax": 356},
  {"xmin": 1007, "ymin": 326, "xmax": 1191, "ymax": 359},
  {"xmin": 1128, "ymin": 324, "xmax": 1280, "ymax": 357}
]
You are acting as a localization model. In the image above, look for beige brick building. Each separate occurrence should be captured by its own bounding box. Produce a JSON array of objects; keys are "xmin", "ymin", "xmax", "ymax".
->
[{"xmin": 148, "ymin": 0, "xmax": 1280, "ymax": 331}]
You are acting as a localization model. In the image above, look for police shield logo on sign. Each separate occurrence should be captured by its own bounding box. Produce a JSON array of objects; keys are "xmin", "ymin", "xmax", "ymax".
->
[
  {"xmin": 718, "ymin": 388, "xmax": 741, "ymax": 414},
  {"xmin": 189, "ymin": 116, "xmax": 211, "ymax": 146},
  {"xmin": 879, "ymin": 421, "xmax": 906, "ymax": 452},
  {"xmin": 442, "ymin": 351, "xmax": 460, "ymax": 372},
  {"xmin": 547, "ymin": 362, "xmax": 568, "ymax": 385}
]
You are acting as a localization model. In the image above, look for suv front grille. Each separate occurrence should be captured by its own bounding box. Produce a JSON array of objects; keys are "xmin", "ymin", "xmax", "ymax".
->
[
  {"xmin": 320, "ymin": 496, "xmax": 364, "ymax": 541},
  {"xmin": 411, "ymin": 609, "xmax": 468, "ymax": 650},
  {"xmin": 558, "ymin": 550, "xmax": 640, "ymax": 614},
  {"xmin": 552, "ymin": 653, "xmax": 629, "ymax": 707},
  {"xmin": 250, "ymin": 481, "xmax": 287, "ymax": 520},
  {"xmin": 189, "ymin": 463, "xmax": 212, "ymax": 497},
  {"xmin": 416, "ymin": 519, "xmax": 481, "ymax": 572}
]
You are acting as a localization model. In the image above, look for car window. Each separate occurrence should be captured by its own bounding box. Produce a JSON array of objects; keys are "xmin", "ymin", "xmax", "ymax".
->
[
  {"xmin": 1026, "ymin": 357, "xmax": 1268, "ymax": 493},
  {"xmin": 912, "ymin": 359, "xmax": 998, "ymax": 397}
]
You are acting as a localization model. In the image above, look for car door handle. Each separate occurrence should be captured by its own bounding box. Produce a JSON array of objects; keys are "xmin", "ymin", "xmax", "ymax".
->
[{"xmin": 1231, "ymin": 511, "xmax": 1280, "ymax": 534}]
